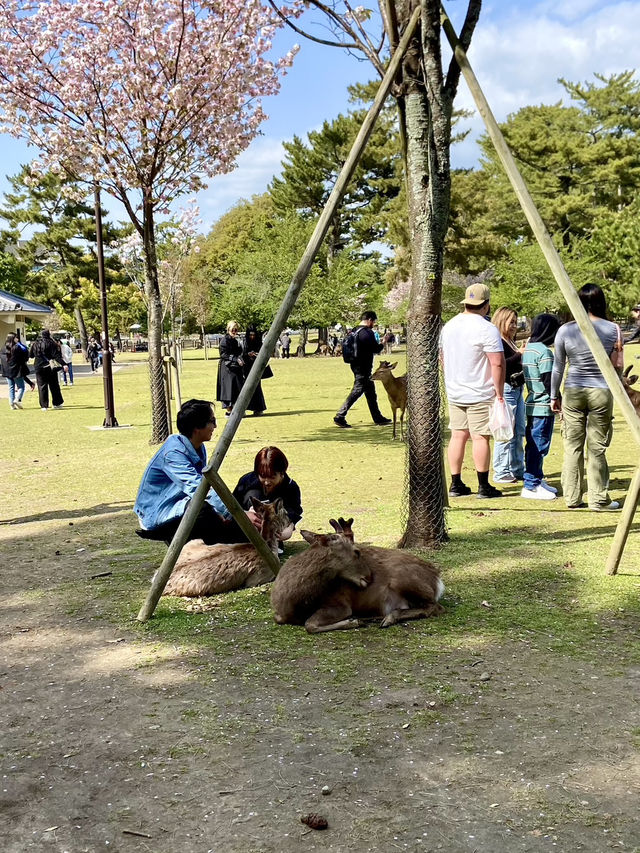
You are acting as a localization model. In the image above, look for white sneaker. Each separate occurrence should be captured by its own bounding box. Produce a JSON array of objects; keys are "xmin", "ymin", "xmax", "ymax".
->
[
  {"xmin": 14, "ymin": 400, "xmax": 23, "ymax": 409},
  {"xmin": 41, "ymin": 407, "xmax": 49, "ymax": 411},
  {"xmin": 540, "ymin": 480, "xmax": 557, "ymax": 494},
  {"xmin": 10, "ymin": 402, "xmax": 17, "ymax": 409},
  {"xmin": 53, "ymin": 404, "xmax": 64, "ymax": 409},
  {"xmin": 521, "ymin": 485, "xmax": 557, "ymax": 501}
]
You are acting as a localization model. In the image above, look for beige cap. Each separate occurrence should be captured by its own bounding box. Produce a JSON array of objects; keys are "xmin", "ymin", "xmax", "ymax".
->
[{"xmin": 461, "ymin": 283, "xmax": 490, "ymax": 306}]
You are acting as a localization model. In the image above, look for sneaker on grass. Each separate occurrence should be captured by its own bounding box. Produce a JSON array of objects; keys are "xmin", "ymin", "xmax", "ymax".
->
[{"xmin": 521, "ymin": 485, "xmax": 556, "ymax": 501}]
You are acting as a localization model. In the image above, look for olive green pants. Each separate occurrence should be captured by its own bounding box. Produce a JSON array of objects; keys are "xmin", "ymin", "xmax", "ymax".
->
[{"xmin": 561, "ymin": 387, "xmax": 613, "ymax": 508}]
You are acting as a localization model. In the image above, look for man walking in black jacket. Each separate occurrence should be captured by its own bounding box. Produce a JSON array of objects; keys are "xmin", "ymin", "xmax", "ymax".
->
[{"xmin": 334, "ymin": 310, "xmax": 391, "ymax": 429}]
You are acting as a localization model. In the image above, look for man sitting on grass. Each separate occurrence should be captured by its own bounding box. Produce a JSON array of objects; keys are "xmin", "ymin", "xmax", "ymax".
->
[{"xmin": 134, "ymin": 398, "xmax": 253, "ymax": 546}]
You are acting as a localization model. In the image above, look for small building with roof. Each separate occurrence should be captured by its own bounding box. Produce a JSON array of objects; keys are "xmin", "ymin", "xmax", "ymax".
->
[{"xmin": 0, "ymin": 288, "xmax": 52, "ymax": 343}]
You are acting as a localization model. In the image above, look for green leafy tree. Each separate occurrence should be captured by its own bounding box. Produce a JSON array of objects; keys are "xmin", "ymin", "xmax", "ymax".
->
[
  {"xmin": 449, "ymin": 72, "xmax": 640, "ymax": 276},
  {"xmin": 0, "ymin": 166, "xmax": 123, "ymax": 350}
]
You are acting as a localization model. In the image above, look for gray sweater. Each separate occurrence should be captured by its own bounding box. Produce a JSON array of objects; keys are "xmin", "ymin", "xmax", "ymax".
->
[{"xmin": 550, "ymin": 319, "xmax": 618, "ymax": 398}]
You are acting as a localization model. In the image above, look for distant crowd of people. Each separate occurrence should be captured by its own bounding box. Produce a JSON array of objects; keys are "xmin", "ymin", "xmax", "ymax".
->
[{"xmin": 1, "ymin": 330, "xmax": 116, "ymax": 411}]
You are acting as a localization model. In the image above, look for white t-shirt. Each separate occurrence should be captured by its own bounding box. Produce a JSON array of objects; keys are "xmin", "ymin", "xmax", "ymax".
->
[{"xmin": 440, "ymin": 313, "xmax": 503, "ymax": 404}]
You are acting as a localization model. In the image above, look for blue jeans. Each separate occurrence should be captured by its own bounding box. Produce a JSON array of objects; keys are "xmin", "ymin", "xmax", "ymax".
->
[
  {"xmin": 524, "ymin": 415, "xmax": 555, "ymax": 490},
  {"xmin": 6, "ymin": 376, "xmax": 25, "ymax": 405},
  {"xmin": 492, "ymin": 384, "xmax": 525, "ymax": 479},
  {"xmin": 62, "ymin": 362, "xmax": 73, "ymax": 384}
]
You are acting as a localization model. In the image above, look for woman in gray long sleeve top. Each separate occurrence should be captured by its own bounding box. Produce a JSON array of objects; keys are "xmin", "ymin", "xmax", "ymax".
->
[{"xmin": 550, "ymin": 284, "xmax": 621, "ymax": 511}]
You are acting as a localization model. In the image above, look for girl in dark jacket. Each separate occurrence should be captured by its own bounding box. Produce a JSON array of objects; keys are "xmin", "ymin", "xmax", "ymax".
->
[
  {"xmin": 216, "ymin": 320, "xmax": 245, "ymax": 415},
  {"xmin": 29, "ymin": 329, "xmax": 67, "ymax": 410},
  {"xmin": 242, "ymin": 323, "xmax": 267, "ymax": 415},
  {"xmin": 0, "ymin": 333, "xmax": 28, "ymax": 409},
  {"xmin": 233, "ymin": 446, "xmax": 302, "ymax": 548}
]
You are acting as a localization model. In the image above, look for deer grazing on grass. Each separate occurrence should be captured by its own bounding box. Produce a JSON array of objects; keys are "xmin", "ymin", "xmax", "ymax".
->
[
  {"xmin": 271, "ymin": 517, "xmax": 444, "ymax": 633},
  {"xmin": 621, "ymin": 364, "xmax": 640, "ymax": 415},
  {"xmin": 162, "ymin": 498, "xmax": 290, "ymax": 597},
  {"xmin": 371, "ymin": 361, "xmax": 407, "ymax": 440}
]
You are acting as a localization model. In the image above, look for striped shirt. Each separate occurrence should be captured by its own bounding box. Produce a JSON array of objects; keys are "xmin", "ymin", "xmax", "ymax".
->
[{"xmin": 523, "ymin": 342, "xmax": 554, "ymax": 417}]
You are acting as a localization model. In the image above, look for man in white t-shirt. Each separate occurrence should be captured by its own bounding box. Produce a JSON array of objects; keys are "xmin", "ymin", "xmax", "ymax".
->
[{"xmin": 440, "ymin": 283, "xmax": 505, "ymax": 499}]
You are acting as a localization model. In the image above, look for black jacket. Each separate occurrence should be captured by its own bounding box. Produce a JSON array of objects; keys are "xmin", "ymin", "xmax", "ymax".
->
[
  {"xmin": 352, "ymin": 326, "xmax": 383, "ymax": 374},
  {"xmin": 29, "ymin": 337, "xmax": 64, "ymax": 371},
  {"xmin": 232, "ymin": 472, "xmax": 303, "ymax": 526},
  {"xmin": 0, "ymin": 342, "xmax": 28, "ymax": 379}
]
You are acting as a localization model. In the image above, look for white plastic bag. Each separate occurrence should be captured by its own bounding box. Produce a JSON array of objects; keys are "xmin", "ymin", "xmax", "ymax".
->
[{"xmin": 489, "ymin": 397, "xmax": 514, "ymax": 442}]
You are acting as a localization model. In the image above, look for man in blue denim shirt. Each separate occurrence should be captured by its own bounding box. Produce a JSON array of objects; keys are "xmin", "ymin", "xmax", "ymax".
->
[{"xmin": 134, "ymin": 399, "xmax": 249, "ymax": 545}]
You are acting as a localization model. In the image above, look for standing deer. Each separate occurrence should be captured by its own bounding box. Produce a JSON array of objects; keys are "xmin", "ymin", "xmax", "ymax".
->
[
  {"xmin": 371, "ymin": 360, "xmax": 407, "ymax": 440},
  {"xmin": 271, "ymin": 518, "xmax": 444, "ymax": 633},
  {"xmin": 162, "ymin": 498, "xmax": 290, "ymax": 597},
  {"xmin": 621, "ymin": 364, "xmax": 640, "ymax": 415}
]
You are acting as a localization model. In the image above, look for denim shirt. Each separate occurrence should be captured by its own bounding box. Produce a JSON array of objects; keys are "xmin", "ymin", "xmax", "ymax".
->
[{"xmin": 134, "ymin": 434, "xmax": 231, "ymax": 530}]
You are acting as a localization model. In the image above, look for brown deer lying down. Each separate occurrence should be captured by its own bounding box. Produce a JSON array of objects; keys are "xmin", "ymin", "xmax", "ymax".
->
[
  {"xmin": 270, "ymin": 531, "xmax": 371, "ymax": 627},
  {"xmin": 271, "ymin": 519, "xmax": 444, "ymax": 633},
  {"xmin": 371, "ymin": 360, "xmax": 407, "ymax": 440},
  {"xmin": 162, "ymin": 498, "xmax": 290, "ymax": 597},
  {"xmin": 621, "ymin": 364, "xmax": 640, "ymax": 415}
]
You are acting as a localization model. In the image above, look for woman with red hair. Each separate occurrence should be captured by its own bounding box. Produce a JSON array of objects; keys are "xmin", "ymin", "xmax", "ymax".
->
[{"xmin": 233, "ymin": 446, "xmax": 302, "ymax": 545}]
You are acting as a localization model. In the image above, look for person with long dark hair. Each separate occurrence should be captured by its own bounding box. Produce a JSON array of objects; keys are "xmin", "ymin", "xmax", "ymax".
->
[
  {"xmin": 241, "ymin": 323, "xmax": 269, "ymax": 416},
  {"xmin": 551, "ymin": 284, "xmax": 621, "ymax": 511},
  {"xmin": 521, "ymin": 314, "xmax": 561, "ymax": 501},
  {"xmin": 0, "ymin": 333, "xmax": 28, "ymax": 409},
  {"xmin": 216, "ymin": 320, "xmax": 245, "ymax": 416}
]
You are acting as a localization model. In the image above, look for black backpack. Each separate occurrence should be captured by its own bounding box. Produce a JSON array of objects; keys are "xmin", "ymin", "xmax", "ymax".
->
[{"xmin": 341, "ymin": 327, "xmax": 361, "ymax": 364}]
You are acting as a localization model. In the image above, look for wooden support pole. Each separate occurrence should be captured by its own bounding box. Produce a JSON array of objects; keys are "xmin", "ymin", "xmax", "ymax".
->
[
  {"xmin": 440, "ymin": 3, "xmax": 640, "ymax": 573},
  {"xmin": 135, "ymin": 5, "xmax": 423, "ymax": 622}
]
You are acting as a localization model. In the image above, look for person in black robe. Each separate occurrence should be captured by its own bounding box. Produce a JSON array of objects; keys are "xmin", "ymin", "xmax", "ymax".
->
[
  {"xmin": 216, "ymin": 320, "xmax": 245, "ymax": 415},
  {"xmin": 242, "ymin": 323, "xmax": 268, "ymax": 415}
]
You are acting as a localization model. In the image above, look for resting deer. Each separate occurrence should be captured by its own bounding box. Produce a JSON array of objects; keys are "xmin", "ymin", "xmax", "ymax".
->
[
  {"xmin": 271, "ymin": 519, "xmax": 444, "ymax": 633},
  {"xmin": 371, "ymin": 360, "xmax": 407, "ymax": 440},
  {"xmin": 162, "ymin": 498, "xmax": 290, "ymax": 597},
  {"xmin": 621, "ymin": 364, "xmax": 640, "ymax": 415}
]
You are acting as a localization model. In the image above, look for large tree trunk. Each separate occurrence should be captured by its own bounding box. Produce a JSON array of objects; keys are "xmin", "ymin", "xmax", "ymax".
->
[
  {"xmin": 143, "ymin": 197, "xmax": 170, "ymax": 444},
  {"xmin": 400, "ymin": 85, "xmax": 448, "ymax": 548}
]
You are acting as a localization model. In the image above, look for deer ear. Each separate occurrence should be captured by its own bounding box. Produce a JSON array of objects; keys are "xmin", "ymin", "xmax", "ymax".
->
[
  {"xmin": 272, "ymin": 497, "xmax": 284, "ymax": 513},
  {"xmin": 329, "ymin": 519, "xmax": 340, "ymax": 532},
  {"xmin": 250, "ymin": 496, "xmax": 266, "ymax": 512},
  {"xmin": 389, "ymin": 362, "xmax": 398, "ymax": 370},
  {"xmin": 624, "ymin": 364, "xmax": 633, "ymax": 376},
  {"xmin": 300, "ymin": 530, "xmax": 319, "ymax": 545},
  {"xmin": 629, "ymin": 375, "xmax": 639, "ymax": 385}
]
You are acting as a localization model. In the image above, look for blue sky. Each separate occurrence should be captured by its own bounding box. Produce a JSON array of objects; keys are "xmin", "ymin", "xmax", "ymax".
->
[{"xmin": 0, "ymin": 0, "xmax": 637, "ymax": 233}]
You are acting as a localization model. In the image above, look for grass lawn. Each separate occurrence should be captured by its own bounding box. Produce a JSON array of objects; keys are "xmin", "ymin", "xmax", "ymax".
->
[{"xmin": 2, "ymin": 348, "xmax": 640, "ymax": 852}]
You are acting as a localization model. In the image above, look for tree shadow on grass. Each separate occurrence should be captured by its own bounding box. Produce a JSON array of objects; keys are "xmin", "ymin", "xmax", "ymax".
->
[{"xmin": 1, "ymin": 501, "xmax": 133, "ymax": 526}]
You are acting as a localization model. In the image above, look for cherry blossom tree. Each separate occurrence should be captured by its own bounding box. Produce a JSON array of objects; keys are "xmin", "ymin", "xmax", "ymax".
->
[{"xmin": 0, "ymin": 0, "xmax": 299, "ymax": 441}]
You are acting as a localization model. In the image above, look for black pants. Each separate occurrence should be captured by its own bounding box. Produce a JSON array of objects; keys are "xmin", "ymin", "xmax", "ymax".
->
[
  {"xmin": 336, "ymin": 366, "xmax": 384, "ymax": 422},
  {"xmin": 36, "ymin": 367, "xmax": 64, "ymax": 409},
  {"xmin": 141, "ymin": 503, "xmax": 249, "ymax": 547}
]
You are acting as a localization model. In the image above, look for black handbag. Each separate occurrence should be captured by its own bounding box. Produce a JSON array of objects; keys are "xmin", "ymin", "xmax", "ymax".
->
[{"xmin": 509, "ymin": 370, "xmax": 525, "ymax": 389}]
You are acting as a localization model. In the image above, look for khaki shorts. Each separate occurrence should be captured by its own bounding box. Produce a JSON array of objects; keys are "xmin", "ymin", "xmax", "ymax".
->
[{"xmin": 448, "ymin": 400, "xmax": 492, "ymax": 435}]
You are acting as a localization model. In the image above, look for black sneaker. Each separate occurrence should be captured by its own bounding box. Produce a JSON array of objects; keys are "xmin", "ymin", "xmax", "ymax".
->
[
  {"xmin": 373, "ymin": 417, "xmax": 392, "ymax": 425},
  {"xmin": 449, "ymin": 482, "xmax": 472, "ymax": 497},
  {"xmin": 477, "ymin": 485, "xmax": 503, "ymax": 499},
  {"xmin": 333, "ymin": 416, "xmax": 351, "ymax": 428}
]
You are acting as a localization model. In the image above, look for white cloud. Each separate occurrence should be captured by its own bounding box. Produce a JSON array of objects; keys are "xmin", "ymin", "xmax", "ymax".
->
[{"xmin": 195, "ymin": 137, "xmax": 286, "ymax": 231}]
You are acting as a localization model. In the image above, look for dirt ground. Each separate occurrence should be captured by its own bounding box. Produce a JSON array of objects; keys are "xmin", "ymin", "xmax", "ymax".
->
[{"xmin": 2, "ymin": 518, "xmax": 640, "ymax": 853}]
